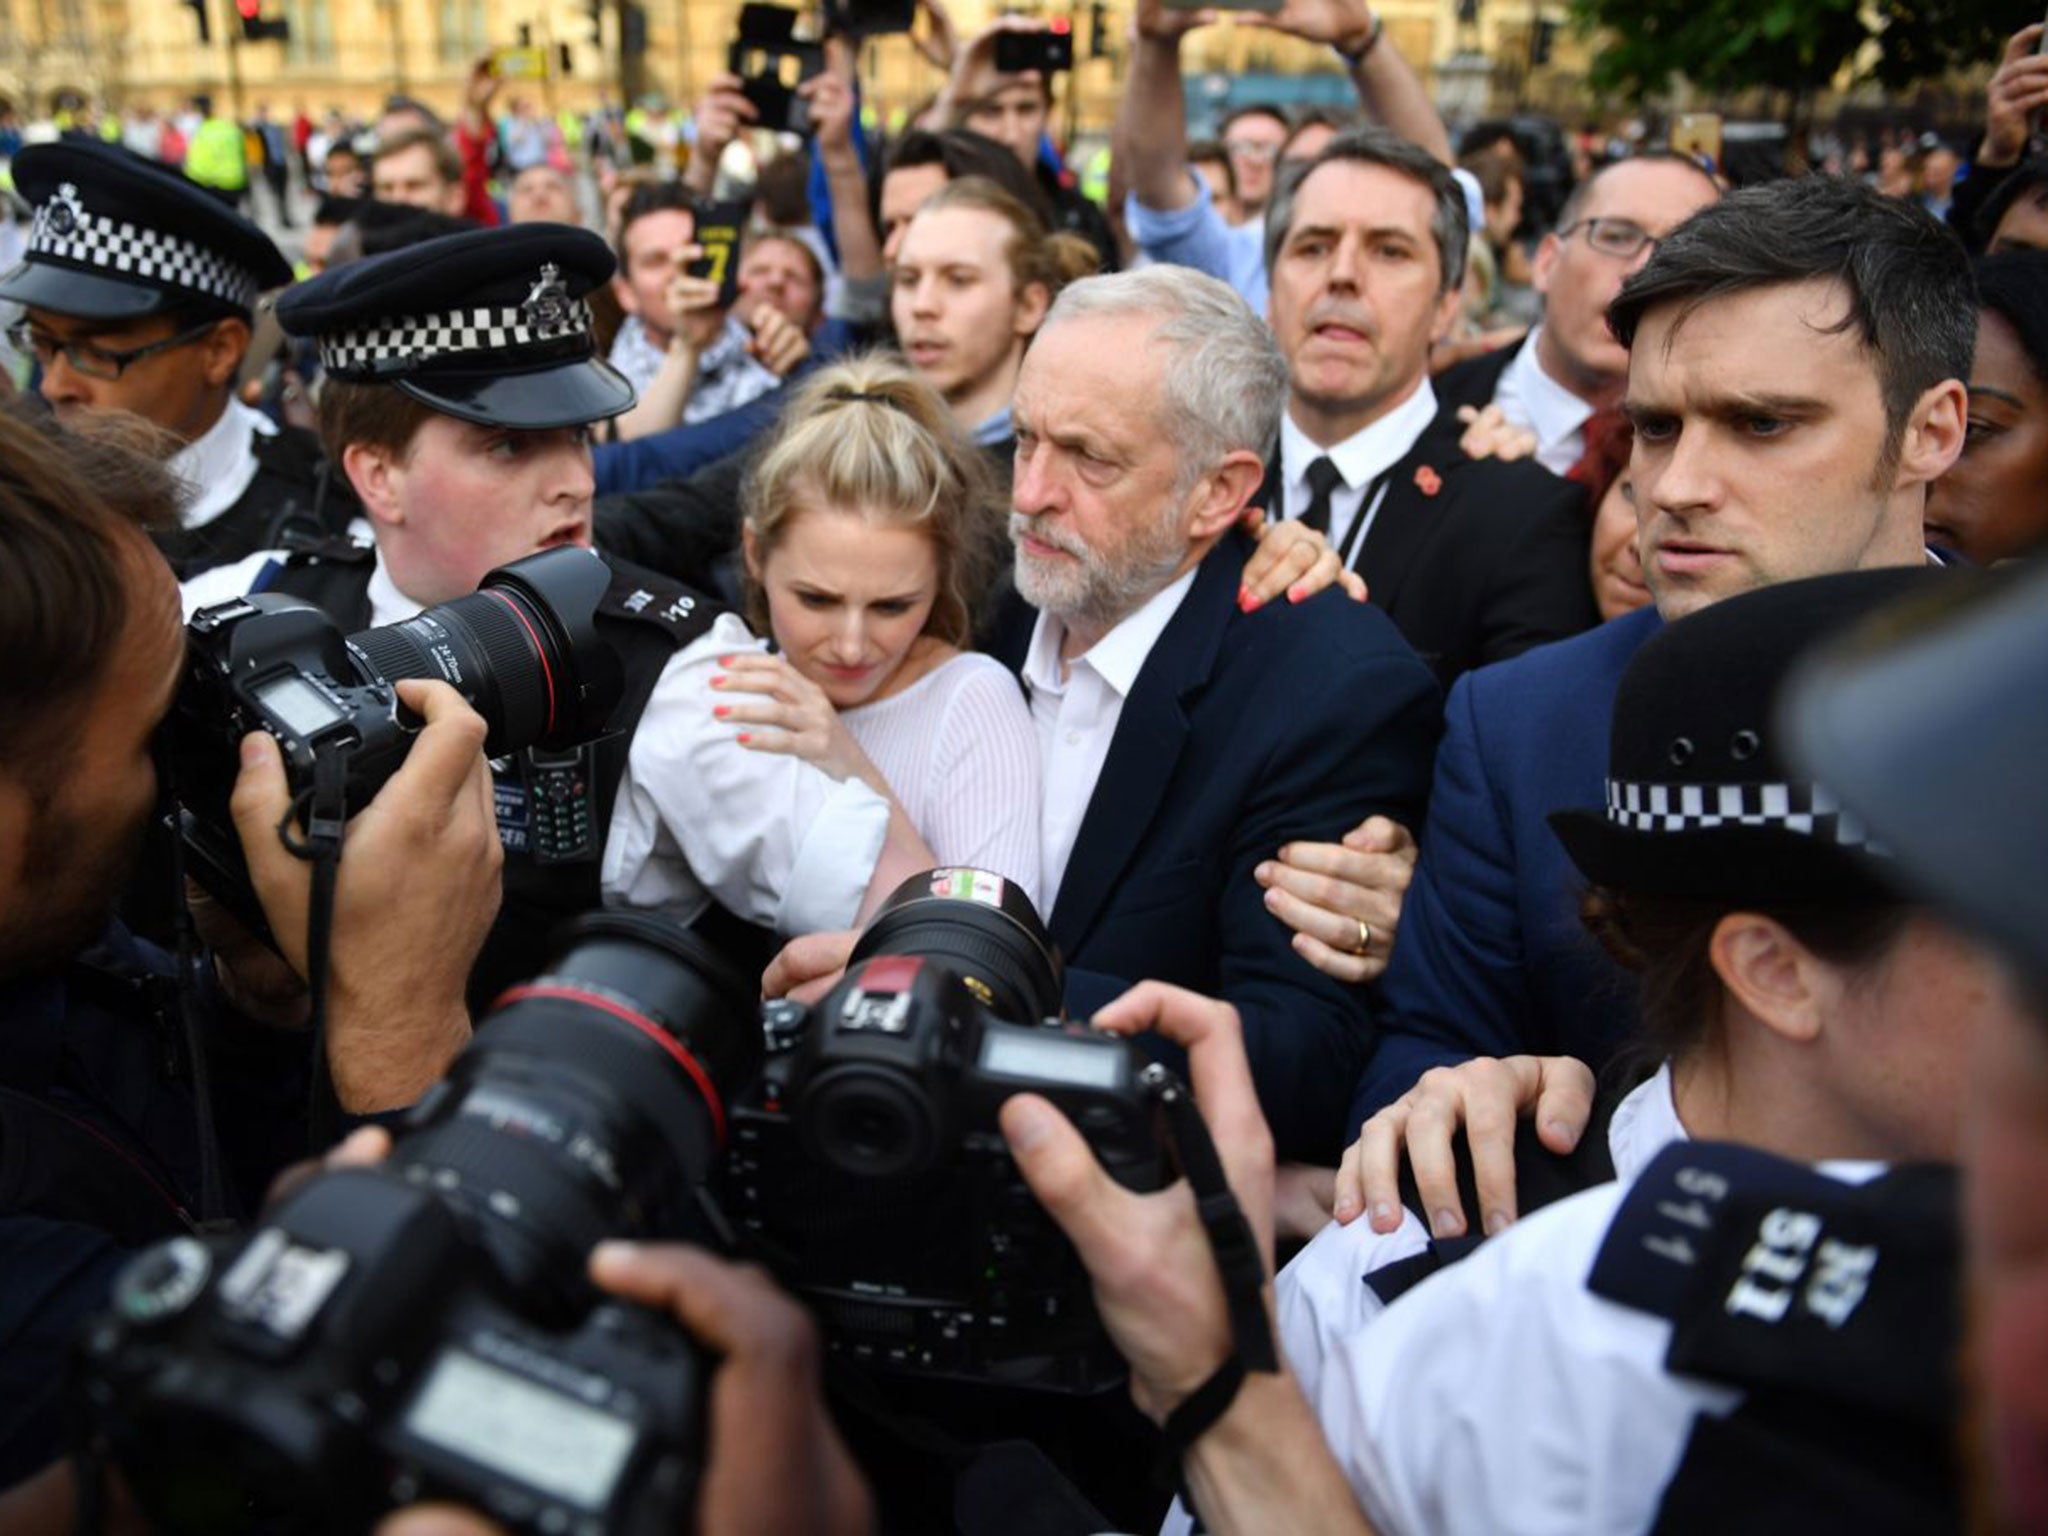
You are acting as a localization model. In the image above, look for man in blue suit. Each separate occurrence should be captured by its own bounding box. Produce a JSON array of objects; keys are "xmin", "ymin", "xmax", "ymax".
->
[
  {"xmin": 1333, "ymin": 176, "xmax": 1976, "ymax": 1236},
  {"xmin": 990, "ymin": 266, "xmax": 1441, "ymax": 1164}
]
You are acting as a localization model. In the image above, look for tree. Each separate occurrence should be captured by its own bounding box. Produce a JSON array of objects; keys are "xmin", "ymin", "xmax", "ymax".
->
[{"xmin": 1566, "ymin": 0, "xmax": 2039, "ymax": 99}]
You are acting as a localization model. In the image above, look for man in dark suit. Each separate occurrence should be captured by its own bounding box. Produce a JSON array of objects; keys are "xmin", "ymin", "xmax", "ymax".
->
[
  {"xmin": 993, "ymin": 265, "xmax": 1441, "ymax": 1164},
  {"xmin": 1334, "ymin": 177, "xmax": 1975, "ymax": 1239},
  {"xmin": 1431, "ymin": 154, "xmax": 1719, "ymax": 477},
  {"xmin": 1260, "ymin": 127, "xmax": 1597, "ymax": 691}
]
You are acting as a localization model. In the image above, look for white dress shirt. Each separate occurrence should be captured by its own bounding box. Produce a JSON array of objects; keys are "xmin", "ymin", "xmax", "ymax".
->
[
  {"xmin": 1214, "ymin": 1060, "xmax": 1892, "ymax": 1536},
  {"xmin": 181, "ymin": 544, "xmax": 890, "ymax": 938},
  {"xmin": 1019, "ymin": 568, "xmax": 1198, "ymax": 914},
  {"xmin": 1491, "ymin": 325, "xmax": 1597, "ymax": 478},
  {"xmin": 167, "ymin": 397, "xmax": 277, "ymax": 529},
  {"xmin": 1278, "ymin": 378, "xmax": 1439, "ymax": 565}
]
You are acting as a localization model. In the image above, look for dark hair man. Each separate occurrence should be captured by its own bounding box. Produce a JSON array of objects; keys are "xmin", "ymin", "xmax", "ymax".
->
[
  {"xmin": 1334, "ymin": 177, "xmax": 1972, "ymax": 1240},
  {"xmin": 1258, "ymin": 127, "xmax": 1596, "ymax": 688},
  {"xmin": 605, "ymin": 181, "xmax": 804, "ymax": 436},
  {"xmin": 0, "ymin": 141, "xmax": 353, "ymax": 577},
  {"xmin": 1217, "ymin": 104, "xmax": 1290, "ymax": 223},
  {"xmin": 1432, "ymin": 153, "xmax": 1721, "ymax": 477},
  {"xmin": 930, "ymin": 17, "xmax": 1121, "ymax": 274},
  {"xmin": 0, "ymin": 408, "xmax": 501, "ymax": 1484},
  {"xmin": 183, "ymin": 224, "xmax": 929, "ymax": 1007},
  {"xmin": 369, "ymin": 124, "xmax": 469, "ymax": 217}
]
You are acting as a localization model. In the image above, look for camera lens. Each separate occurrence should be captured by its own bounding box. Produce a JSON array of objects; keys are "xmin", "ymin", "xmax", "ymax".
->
[
  {"xmin": 390, "ymin": 911, "xmax": 761, "ymax": 1317},
  {"xmin": 849, "ymin": 868, "xmax": 1064, "ymax": 1022},
  {"xmin": 346, "ymin": 545, "xmax": 624, "ymax": 759}
]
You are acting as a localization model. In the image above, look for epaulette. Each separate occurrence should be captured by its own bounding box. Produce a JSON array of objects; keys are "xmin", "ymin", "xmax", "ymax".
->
[
  {"xmin": 1592, "ymin": 1141, "xmax": 1959, "ymax": 1423},
  {"xmin": 599, "ymin": 556, "xmax": 724, "ymax": 641}
]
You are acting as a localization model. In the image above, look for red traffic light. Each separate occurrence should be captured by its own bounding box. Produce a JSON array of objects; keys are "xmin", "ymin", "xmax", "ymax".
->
[
  {"xmin": 1050, "ymin": 15, "xmax": 1070, "ymax": 30},
  {"xmin": 235, "ymin": 0, "xmax": 259, "ymax": 17}
]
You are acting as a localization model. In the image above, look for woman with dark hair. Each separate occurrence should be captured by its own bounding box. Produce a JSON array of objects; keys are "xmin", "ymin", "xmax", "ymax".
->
[
  {"xmin": 1925, "ymin": 250, "xmax": 2048, "ymax": 566},
  {"xmin": 1262, "ymin": 569, "xmax": 1994, "ymax": 1536}
]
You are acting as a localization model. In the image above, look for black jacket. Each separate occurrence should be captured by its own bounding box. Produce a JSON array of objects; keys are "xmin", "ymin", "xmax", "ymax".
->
[
  {"xmin": 1428, "ymin": 334, "xmax": 1525, "ymax": 423},
  {"xmin": 1259, "ymin": 415, "xmax": 1598, "ymax": 691},
  {"xmin": 152, "ymin": 422, "xmax": 359, "ymax": 580}
]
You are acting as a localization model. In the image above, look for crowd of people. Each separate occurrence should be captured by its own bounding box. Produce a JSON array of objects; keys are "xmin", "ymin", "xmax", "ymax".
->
[{"xmin": 1, "ymin": 5, "xmax": 2046, "ymax": 1534}]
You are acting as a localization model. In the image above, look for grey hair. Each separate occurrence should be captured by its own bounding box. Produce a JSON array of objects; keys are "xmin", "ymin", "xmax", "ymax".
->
[
  {"xmin": 1037, "ymin": 266, "xmax": 1288, "ymax": 489},
  {"xmin": 1263, "ymin": 126, "xmax": 1469, "ymax": 295}
]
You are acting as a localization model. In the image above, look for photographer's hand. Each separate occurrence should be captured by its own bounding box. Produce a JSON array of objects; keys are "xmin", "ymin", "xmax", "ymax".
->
[
  {"xmin": 1001, "ymin": 983, "xmax": 1375, "ymax": 1535},
  {"xmin": 589, "ymin": 1244, "xmax": 874, "ymax": 1536},
  {"xmin": 232, "ymin": 679, "xmax": 500, "ymax": 1112}
]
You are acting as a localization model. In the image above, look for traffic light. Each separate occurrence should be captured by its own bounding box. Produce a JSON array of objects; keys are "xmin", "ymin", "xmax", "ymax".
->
[
  {"xmin": 1088, "ymin": 0, "xmax": 1107, "ymax": 58},
  {"xmin": 1532, "ymin": 18, "xmax": 1557, "ymax": 65},
  {"xmin": 182, "ymin": 0, "xmax": 211, "ymax": 44},
  {"xmin": 236, "ymin": 0, "xmax": 289, "ymax": 43},
  {"xmin": 620, "ymin": 2, "xmax": 647, "ymax": 56}
]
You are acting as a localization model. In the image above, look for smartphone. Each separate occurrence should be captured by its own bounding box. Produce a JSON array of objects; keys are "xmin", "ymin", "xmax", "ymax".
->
[
  {"xmin": 687, "ymin": 198, "xmax": 748, "ymax": 310},
  {"xmin": 728, "ymin": 41, "xmax": 823, "ymax": 135},
  {"xmin": 736, "ymin": 2, "xmax": 801, "ymax": 44},
  {"xmin": 824, "ymin": 0, "xmax": 915, "ymax": 38},
  {"xmin": 1162, "ymin": 0, "xmax": 1280, "ymax": 15},
  {"xmin": 993, "ymin": 27, "xmax": 1075, "ymax": 75},
  {"xmin": 1670, "ymin": 112, "xmax": 1723, "ymax": 169},
  {"xmin": 488, "ymin": 45, "xmax": 549, "ymax": 80}
]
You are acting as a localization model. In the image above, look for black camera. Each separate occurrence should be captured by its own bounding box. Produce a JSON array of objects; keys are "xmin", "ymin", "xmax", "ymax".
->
[
  {"xmin": 727, "ymin": 869, "xmax": 1167, "ymax": 1394},
  {"xmin": 993, "ymin": 25, "xmax": 1074, "ymax": 75},
  {"xmin": 75, "ymin": 910, "xmax": 764, "ymax": 1536},
  {"xmin": 165, "ymin": 546, "xmax": 623, "ymax": 935}
]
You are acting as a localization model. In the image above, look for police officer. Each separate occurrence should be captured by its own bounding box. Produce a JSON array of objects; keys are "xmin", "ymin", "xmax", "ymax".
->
[
  {"xmin": 1254, "ymin": 571, "xmax": 1980, "ymax": 1536},
  {"xmin": 0, "ymin": 139, "xmax": 354, "ymax": 578},
  {"xmin": 184, "ymin": 223, "xmax": 927, "ymax": 1002}
]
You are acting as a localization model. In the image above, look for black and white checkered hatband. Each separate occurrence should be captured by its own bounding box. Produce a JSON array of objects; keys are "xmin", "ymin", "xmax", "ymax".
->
[
  {"xmin": 1606, "ymin": 778, "xmax": 1882, "ymax": 852},
  {"xmin": 315, "ymin": 299, "xmax": 596, "ymax": 380},
  {"xmin": 27, "ymin": 181, "xmax": 263, "ymax": 311}
]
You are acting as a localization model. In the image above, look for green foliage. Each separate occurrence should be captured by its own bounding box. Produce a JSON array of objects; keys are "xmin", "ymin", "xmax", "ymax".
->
[{"xmin": 1566, "ymin": 0, "xmax": 2039, "ymax": 99}]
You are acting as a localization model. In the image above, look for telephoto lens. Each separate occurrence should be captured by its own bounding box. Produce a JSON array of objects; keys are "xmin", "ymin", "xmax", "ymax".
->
[
  {"xmin": 73, "ymin": 912, "xmax": 760, "ymax": 1536},
  {"xmin": 348, "ymin": 545, "xmax": 623, "ymax": 758},
  {"xmin": 846, "ymin": 867, "xmax": 1065, "ymax": 1022}
]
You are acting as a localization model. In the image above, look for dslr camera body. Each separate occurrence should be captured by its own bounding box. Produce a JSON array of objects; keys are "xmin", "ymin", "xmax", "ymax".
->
[
  {"xmin": 77, "ymin": 909, "xmax": 761, "ymax": 1536},
  {"xmin": 728, "ymin": 869, "xmax": 1167, "ymax": 1394},
  {"xmin": 165, "ymin": 546, "xmax": 622, "ymax": 932}
]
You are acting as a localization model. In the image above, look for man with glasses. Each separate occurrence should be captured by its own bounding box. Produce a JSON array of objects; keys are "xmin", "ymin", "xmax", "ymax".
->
[
  {"xmin": 1434, "ymin": 154, "xmax": 1720, "ymax": 477},
  {"xmin": 1218, "ymin": 104, "xmax": 1290, "ymax": 225},
  {"xmin": 0, "ymin": 141, "xmax": 353, "ymax": 577}
]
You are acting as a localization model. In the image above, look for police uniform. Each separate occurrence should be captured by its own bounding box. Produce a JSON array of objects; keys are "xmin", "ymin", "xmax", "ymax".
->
[
  {"xmin": 0, "ymin": 141, "xmax": 354, "ymax": 578},
  {"xmin": 1208, "ymin": 572, "xmax": 1967, "ymax": 1536},
  {"xmin": 188, "ymin": 225, "xmax": 891, "ymax": 1002}
]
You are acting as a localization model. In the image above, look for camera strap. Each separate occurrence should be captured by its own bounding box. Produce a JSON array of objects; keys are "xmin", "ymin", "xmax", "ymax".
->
[
  {"xmin": 1140, "ymin": 1065, "xmax": 1279, "ymax": 1501},
  {"xmin": 279, "ymin": 746, "xmax": 349, "ymax": 1151}
]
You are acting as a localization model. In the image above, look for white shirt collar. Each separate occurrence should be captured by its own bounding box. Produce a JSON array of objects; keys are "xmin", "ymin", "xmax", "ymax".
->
[
  {"xmin": 167, "ymin": 397, "xmax": 277, "ymax": 529},
  {"xmin": 1607, "ymin": 1061, "xmax": 1687, "ymax": 1183},
  {"xmin": 367, "ymin": 547, "xmax": 426, "ymax": 628},
  {"xmin": 1021, "ymin": 565, "xmax": 1200, "ymax": 699},
  {"xmin": 1498, "ymin": 326, "xmax": 1595, "ymax": 466},
  {"xmin": 1280, "ymin": 376, "xmax": 1438, "ymax": 496}
]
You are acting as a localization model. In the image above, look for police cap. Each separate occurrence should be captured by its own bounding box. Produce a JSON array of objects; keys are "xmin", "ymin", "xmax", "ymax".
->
[
  {"xmin": 275, "ymin": 222, "xmax": 634, "ymax": 431},
  {"xmin": 0, "ymin": 140, "xmax": 293, "ymax": 320},
  {"xmin": 1786, "ymin": 561, "xmax": 2048, "ymax": 1000}
]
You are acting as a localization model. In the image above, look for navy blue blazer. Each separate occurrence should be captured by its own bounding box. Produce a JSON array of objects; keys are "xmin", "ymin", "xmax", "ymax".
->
[
  {"xmin": 995, "ymin": 530, "xmax": 1443, "ymax": 1163},
  {"xmin": 1350, "ymin": 604, "xmax": 1663, "ymax": 1133}
]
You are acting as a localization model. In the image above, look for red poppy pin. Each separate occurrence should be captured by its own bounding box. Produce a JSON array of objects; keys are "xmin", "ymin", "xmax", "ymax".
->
[{"xmin": 1413, "ymin": 465, "xmax": 1442, "ymax": 497}]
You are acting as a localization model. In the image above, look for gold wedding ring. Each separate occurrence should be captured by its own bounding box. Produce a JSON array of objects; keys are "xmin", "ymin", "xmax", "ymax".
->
[{"xmin": 1353, "ymin": 918, "xmax": 1373, "ymax": 955}]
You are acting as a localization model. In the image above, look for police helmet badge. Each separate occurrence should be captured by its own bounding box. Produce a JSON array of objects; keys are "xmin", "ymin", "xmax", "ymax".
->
[
  {"xmin": 522, "ymin": 263, "xmax": 573, "ymax": 331},
  {"xmin": 45, "ymin": 181, "xmax": 85, "ymax": 237}
]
